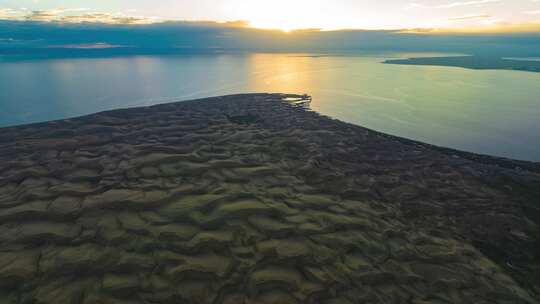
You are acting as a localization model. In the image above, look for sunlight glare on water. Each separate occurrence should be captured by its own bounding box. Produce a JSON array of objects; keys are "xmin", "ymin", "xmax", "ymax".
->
[{"xmin": 1, "ymin": 53, "xmax": 539, "ymax": 161}]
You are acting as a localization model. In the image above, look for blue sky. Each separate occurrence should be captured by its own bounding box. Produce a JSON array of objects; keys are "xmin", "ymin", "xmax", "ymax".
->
[{"xmin": 1, "ymin": 0, "xmax": 540, "ymax": 31}]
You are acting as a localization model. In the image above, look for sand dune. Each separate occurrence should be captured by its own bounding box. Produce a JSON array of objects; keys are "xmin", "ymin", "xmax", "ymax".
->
[{"xmin": 0, "ymin": 93, "xmax": 539, "ymax": 303}]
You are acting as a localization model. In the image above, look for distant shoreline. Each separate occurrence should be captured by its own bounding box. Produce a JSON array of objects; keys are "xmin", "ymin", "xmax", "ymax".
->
[{"xmin": 384, "ymin": 55, "xmax": 540, "ymax": 73}]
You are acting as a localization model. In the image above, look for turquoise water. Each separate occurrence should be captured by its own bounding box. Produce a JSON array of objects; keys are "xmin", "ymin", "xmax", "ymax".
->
[{"xmin": 1, "ymin": 53, "xmax": 539, "ymax": 161}]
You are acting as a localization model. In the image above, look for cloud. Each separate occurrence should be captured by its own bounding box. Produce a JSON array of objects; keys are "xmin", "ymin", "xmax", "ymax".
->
[
  {"xmin": 57, "ymin": 13, "xmax": 154, "ymax": 24},
  {"xmin": 25, "ymin": 10, "xmax": 60, "ymax": 21},
  {"xmin": 449, "ymin": 14, "xmax": 491, "ymax": 20},
  {"xmin": 0, "ymin": 7, "xmax": 251, "ymax": 27},
  {"xmin": 0, "ymin": 7, "xmax": 157, "ymax": 24},
  {"xmin": 409, "ymin": 0, "xmax": 501, "ymax": 9},
  {"xmin": 404, "ymin": 21, "xmax": 540, "ymax": 33},
  {"xmin": 0, "ymin": 8, "xmax": 26, "ymax": 19},
  {"xmin": 1, "ymin": 19, "xmax": 539, "ymax": 60},
  {"xmin": 524, "ymin": 10, "xmax": 540, "ymax": 15},
  {"xmin": 437, "ymin": 0, "xmax": 501, "ymax": 8}
]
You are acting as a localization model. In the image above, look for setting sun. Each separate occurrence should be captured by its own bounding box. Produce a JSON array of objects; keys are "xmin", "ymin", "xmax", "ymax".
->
[
  {"xmin": 230, "ymin": 0, "xmax": 325, "ymax": 31},
  {"xmin": 2, "ymin": 0, "xmax": 540, "ymax": 31}
]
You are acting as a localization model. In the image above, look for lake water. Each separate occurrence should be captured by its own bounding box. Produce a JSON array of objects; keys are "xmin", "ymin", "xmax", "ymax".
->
[{"xmin": 1, "ymin": 53, "xmax": 539, "ymax": 162}]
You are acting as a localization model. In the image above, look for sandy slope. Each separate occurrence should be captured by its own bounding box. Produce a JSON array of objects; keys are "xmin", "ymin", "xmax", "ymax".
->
[{"xmin": 0, "ymin": 93, "xmax": 539, "ymax": 303}]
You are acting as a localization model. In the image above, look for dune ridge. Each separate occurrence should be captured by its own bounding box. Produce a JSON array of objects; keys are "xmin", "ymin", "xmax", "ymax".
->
[{"xmin": 0, "ymin": 93, "xmax": 539, "ymax": 303}]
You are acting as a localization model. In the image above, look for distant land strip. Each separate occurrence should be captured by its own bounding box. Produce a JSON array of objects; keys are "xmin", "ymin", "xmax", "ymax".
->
[{"xmin": 384, "ymin": 55, "xmax": 540, "ymax": 73}]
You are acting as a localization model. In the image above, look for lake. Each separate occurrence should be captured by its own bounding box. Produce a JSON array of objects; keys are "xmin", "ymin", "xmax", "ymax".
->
[{"xmin": 1, "ymin": 53, "xmax": 539, "ymax": 161}]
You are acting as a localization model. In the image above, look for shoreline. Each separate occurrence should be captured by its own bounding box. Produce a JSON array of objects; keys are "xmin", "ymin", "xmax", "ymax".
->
[
  {"xmin": 0, "ymin": 93, "xmax": 539, "ymax": 303},
  {"xmin": 3, "ymin": 93, "xmax": 538, "ymax": 172},
  {"xmin": 384, "ymin": 55, "xmax": 540, "ymax": 73}
]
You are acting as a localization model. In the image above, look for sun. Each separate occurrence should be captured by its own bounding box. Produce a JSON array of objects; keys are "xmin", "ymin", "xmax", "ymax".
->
[
  {"xmin": 249, "ymin": 21, "xmax": 299, "ymax": 32},
  {"xmin": 233, "ymin": 0, "xmax": 323, "ymax": 32}
]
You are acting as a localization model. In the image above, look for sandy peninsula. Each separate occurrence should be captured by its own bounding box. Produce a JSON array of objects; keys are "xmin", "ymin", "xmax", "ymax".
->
[{"xmin": 0, "ymin": 93, "xmax": 539, "ymax": 303}]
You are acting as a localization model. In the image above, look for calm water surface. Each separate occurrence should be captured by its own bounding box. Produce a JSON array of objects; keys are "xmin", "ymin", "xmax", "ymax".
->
[{"xmin": 1, "ymin": 53, "xmax": 539, "ymax": 161}]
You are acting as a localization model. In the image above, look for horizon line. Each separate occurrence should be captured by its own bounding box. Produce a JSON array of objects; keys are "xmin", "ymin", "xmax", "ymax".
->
[{"xmin": 2, "ymin": 17, "xmax": 540, "ymax": 35}]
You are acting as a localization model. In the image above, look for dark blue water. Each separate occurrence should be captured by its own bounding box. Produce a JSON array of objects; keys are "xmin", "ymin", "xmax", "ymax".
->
[{"xmin": 1, "ymin": 53, "xmax": 539, "ymax": 161}]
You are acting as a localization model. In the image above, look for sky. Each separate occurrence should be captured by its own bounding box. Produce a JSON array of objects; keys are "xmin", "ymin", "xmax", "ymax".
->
[{"xmin": 1, "ymin": 0, "xmax": 540, "ymax": 31}]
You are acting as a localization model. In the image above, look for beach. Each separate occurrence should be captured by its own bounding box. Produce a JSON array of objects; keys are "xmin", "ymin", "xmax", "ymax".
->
[{"xmin": 0, "ymin": 93, "xmax": 539, "ymax": 303}]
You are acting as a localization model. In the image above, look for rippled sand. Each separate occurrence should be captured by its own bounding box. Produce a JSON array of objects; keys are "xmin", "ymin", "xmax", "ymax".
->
[{"xmin": 0, "ymin": 93, "xmax": 539, "ymax": 303}]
